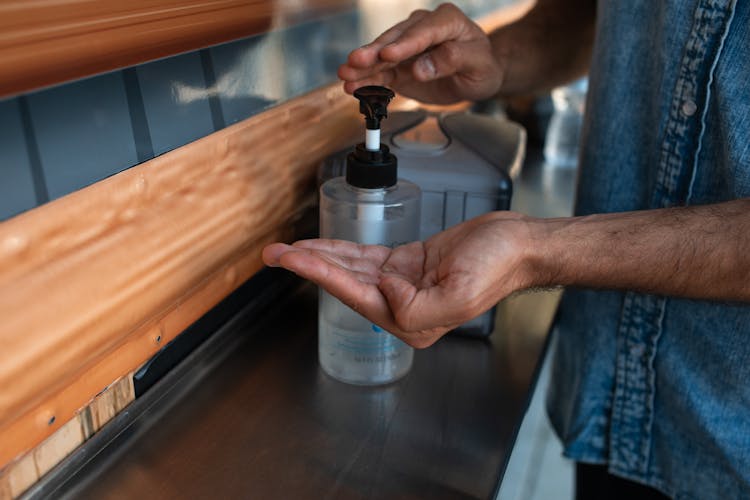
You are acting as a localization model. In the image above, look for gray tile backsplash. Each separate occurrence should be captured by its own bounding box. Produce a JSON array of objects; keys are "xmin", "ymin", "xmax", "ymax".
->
[
  {"xmin": 209, "ymin": 35, "xmax": 278, "ymax": 126},
  {"xmin": 0, "ymin": 1, "xmax": 498, "ymax": 222},
  {"xmin": 281, "ymin": 12, "xmax": 359, "ymax": 96},
  {"xmin": 137, "ymin": 52, "xmax": 215, "ymax": 156},
  {"xmin": 27, "ymin": 72, "xmax": 138, "ymax": 200},
  {"xmin": 0, "ymin": 99, "xmax": 38, "ymax": 220}
]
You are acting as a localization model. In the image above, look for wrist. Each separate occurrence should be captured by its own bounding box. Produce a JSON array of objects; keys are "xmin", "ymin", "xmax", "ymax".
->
[{"xmin": 516, "ymin": 216, "xmax": 572, "ymax": 290}]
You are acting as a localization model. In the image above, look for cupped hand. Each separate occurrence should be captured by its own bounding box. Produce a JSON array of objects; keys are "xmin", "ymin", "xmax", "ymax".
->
[
  {"xmin": 338, "ymin": 3, "xmax": 503, "ymax": 104},
  {"xmin": 262, "ymin": 212, "xmax": 535, "ymax": 348}
]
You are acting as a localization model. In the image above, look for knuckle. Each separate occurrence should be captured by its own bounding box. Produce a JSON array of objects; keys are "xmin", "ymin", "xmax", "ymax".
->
[
  {"xmin": 436, "ymin": 2, "xmax": 459, "ymax": 14},
  {"xmin": 440, "ymin": 41, "xmax": 461, "ymax": 67},
  {"xmin": 409, "ymin": 9, "xmax": 430, "ymax": 19}
]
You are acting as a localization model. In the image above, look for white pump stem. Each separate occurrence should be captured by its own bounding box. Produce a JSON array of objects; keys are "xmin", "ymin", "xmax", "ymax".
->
[
  {"xmin": 356, "ymin": 190, "xmax": 387, "ymax": 244},
  {"xmin": 361, "ymin": 128, "xmax": 385, "ymax": 242},
  {"xmin": 365, "ymin": 129, "xmax": 381, "ymax": 151}
]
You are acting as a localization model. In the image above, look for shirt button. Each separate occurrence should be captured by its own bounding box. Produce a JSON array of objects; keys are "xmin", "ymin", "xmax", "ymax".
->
[{"xmin": 682, "ymin": 99, "xmax": 698, "ymax": 117}]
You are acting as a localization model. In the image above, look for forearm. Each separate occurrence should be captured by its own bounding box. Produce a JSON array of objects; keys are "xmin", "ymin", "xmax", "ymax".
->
[
  {"xmin": 491, "ymin": 0, "xmax": 596, "ymax": 96},
  {"xmin": 525, "ymin": 199, "xmax": 750, "ymax": 302}
]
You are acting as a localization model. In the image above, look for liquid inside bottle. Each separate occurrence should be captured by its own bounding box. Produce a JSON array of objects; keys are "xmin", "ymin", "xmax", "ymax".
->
[
  {"xmin": 318, "ymin": 291, "xmax": 413, "ymax": 385},
  {"xmin": 318, "ymin": 177, "xmax": 420, "ymax": 385}
]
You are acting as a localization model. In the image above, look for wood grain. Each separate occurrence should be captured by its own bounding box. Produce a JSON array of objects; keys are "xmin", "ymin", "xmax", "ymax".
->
[
  {"xmin": 32, "ymin": 417, "xmax": 84, "ymax": 478},
  {"xmin": 0, "ymin": 83, "xmax": 362, "ymax": 468},
  {"xmin": 0, "ymin": 0, "xmax": 531, "ymax": 475},
  {"xmin": 0, "ymin": 0, "xmax": 354, "ymax": 98},
  {"xmin": 0, "ymin": 375, "xmax": 133, "ymax": 498},
  {"xmin": 3, "ymin": 453, "xmax": 36, "ymax": 499}
]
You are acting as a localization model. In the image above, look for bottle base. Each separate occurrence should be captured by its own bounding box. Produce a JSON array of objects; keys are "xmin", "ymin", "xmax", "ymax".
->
[{"xmin": 319, "ymin": 361, "xmax": 411, "ymax": 386}]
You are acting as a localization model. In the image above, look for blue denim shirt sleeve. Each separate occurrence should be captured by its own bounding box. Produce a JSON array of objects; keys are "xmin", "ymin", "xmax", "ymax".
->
[{"xmin": 546, "ymin": 1, "xmax": 750, "ymax": 498}]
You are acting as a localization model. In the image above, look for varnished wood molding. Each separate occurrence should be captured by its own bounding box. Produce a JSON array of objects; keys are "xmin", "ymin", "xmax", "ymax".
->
[
  {"xmin": 0, "ymin": 374, "xmax": 134, "ymax": 499},
  {"xmin": 0, "ymin": 0, "xmax": 354, "ymax": 98},
  {"xmin": 0, "ymin": 84, "xmax": 362, "ymax": 468},
  {"xmin": 0, "ymin": 0, "xmax": 532, "ymax": 472}
]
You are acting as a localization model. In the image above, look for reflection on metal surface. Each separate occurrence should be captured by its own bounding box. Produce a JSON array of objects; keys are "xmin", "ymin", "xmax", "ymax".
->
[
  {"xmin": 41, "ymin": 136, "xmax": 578, "ymax": 499},
  {"xmin": 61, "ymin": 288, "xmax": 532, "ymax": 499}
]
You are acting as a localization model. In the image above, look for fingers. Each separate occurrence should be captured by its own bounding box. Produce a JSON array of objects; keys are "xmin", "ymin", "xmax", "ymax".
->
[
  {"xmin": 338, "ymin": 9, "xmax": 429, "ymax": 87},
  {"xmin": 378, "ymin": 4, "xmax": 478, "ymax": 64},
  {"xmin": 264, "ymin": 241, "xmax": 387, "ymax": 283},
  {"xmin": 292, "ymin": 239, "xmax": 391, "ymax": 263},
  {"xmin": 342, "ymin": 9, "xmax": 430, "ymax": 73},
  {"xmin": 416, "ymin": 38, "xmax": 492, "ymax": 82},
  {"xmin": 338, "ymin": 3, "xmax": 489, "ymax": 99},
  {"xmin": 262, "ymin": 243, "xmax": 294, "ymax": 267},
  {"xmin": 276, "ymin": 249, "xmax": 357, "ymax": 294},
  {"xmin": 341, "ymin": 68, "xmax": 400, "ymax": 96},
  {"xmin": 263, "ymin": 241, "xmax": 391, "ymax": 321},
  {"xmin": 344, "ymin": 6, "xmax": 472, "ymax": 73},
  {"xmin": 352, "ymin": 9, "xmax": 431, "ymax": 66}
]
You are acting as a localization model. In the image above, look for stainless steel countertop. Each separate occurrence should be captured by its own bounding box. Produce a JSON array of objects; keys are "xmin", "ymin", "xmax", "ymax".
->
[{"xmin": 53, "ymin": 148, "xmax": 577, "ymax": 500}]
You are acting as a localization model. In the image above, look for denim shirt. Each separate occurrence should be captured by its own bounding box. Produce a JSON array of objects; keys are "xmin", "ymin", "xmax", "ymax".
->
[{"xmin": 546, "ymin": 1, "xmax": 750, "ymax": 498}]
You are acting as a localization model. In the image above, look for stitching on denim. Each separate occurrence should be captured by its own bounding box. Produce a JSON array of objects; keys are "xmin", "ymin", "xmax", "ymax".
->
[
  {"xmin": 687, "ymin": 0, "xmax": 738, "ymax": 202},
  {"xmin": 612, "ymin": 0, "xmax": 738, "ymax": 487},
  {"xmin": 609, "ymin": 293, "xmax": 633, "ymax": 469},
  {"xmin": 642, "ymin": 297, "xmax": 667, "ymax": 471},
  {"xmin": 610, "ymin": 294, "xmax": 665, "ymax": 474},
  {"xmin": 653, "ymin": 1, "xmax": 734, "ymax": 209}
]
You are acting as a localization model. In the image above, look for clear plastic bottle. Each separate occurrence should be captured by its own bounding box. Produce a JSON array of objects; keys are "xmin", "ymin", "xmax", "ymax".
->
[
  {"xmin": 318, "ymin": 178, "xmax": 420, "ymax": 385},
  {"xmin": 317, "ymin": 86, "xmax": 421, "ymax": 385}
]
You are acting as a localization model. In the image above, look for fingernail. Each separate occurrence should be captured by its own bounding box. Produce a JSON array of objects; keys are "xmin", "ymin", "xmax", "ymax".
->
[{"xmin": 418, "ymin": 55, "xmax": 436, "ymax": 79}]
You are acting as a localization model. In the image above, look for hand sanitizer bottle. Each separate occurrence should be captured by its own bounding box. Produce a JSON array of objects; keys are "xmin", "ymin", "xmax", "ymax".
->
[{"xmin": 318, "ymin": 86, "xmax": 421, "ymax": 385}]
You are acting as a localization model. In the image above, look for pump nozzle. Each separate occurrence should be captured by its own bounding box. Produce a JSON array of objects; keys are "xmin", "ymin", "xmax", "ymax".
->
[
  {"xmin": 346, "ymin": 86, "xmax": 398, "ymax": 189},
  {"xmin": 354, "ymin": 86, "xmax": 395, "ymax": 150}
]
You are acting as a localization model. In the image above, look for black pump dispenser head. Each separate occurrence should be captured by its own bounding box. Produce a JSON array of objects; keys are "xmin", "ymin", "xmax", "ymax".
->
[
  {"xmin": 354, "ymin": 85, "xmax": 395, "ymax": 130},
  {"xmin": 346, "ymin": 86, "xmax": 398, "ymax": 189}
]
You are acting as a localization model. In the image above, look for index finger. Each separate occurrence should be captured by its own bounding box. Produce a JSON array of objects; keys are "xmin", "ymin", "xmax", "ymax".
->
[
  {"xmin": 346, "ymin": 9, "xmax": 431, "ymax": 69},
  {"xmin": 293, "ymin": 239, "xmax": 391, "ymax": 263},
  {"xmin": 378, "ymin": 4, "xmax": 478, "ymax": 63},
  {"xmin": 277, "ymin": 247, "xmax": 397, "ymax": 327}
]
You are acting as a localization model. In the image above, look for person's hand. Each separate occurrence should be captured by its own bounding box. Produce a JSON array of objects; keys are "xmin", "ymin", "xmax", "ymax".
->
[
  {"xmin": 262, "ymin": 212, "xmax": 537, "ymax": 348},
  {"xmin": 338, "ymin": 3, "xmax": 504, "ymax": 104}
]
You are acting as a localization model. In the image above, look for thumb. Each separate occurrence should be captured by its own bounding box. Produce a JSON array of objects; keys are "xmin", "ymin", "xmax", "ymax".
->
[
  {"xmin": 378, "ymin": 274, "xmax": 421, "ymax": 332},
  {"xmin": 379, "ymin": 275, "xmax": 460, "ymax": 333},
  {"xmin": 379, "ymin": 275, "xmax": 418, "ymax": 315}
]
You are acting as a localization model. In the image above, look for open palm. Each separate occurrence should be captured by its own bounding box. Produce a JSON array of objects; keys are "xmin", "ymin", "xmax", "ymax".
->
[{"xmin": 262, "ymin": 212, "xmax": 532, "ymax": 347}]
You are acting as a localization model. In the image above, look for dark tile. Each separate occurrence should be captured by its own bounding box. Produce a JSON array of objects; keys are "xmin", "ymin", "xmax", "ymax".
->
[
  {"xmin": 280, "ymin": 15, "xmax": 353, "ymax": 96},
  {"xmin": 26, "ymin": 72, "xmax": 137, "ymax": 200},
  {"xmin": 137, "ymin": 52, "xmax": 215, "ymax": 155},
  {"xmin": 209, "ymin": 35, "xmax": 278, "ymax": 125},
  {"xmin": 0, "ymin": 99, "xmax": 38, "ymax": 220}
]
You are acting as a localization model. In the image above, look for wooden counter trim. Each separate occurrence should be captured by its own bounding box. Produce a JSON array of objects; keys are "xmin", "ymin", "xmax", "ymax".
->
[
  {"xmin": 0, "ymin": 0, "xmax": 354, "ymax": 98},
  {"xmin": 0, "ymin": 0, "xmax": 532, "ymax": 473},
  {"xmin": 0, "ymin": 83, "xmax": 362, "ymax": 468},
  {"xmin": 0, "ymin": 374, "xmax": 135, "ymax": 499}
]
